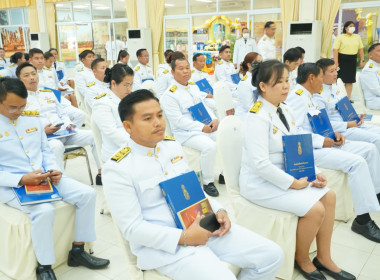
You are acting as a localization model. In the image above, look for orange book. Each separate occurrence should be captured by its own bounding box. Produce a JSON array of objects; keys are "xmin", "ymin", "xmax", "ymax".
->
[{"xmin": 25, "ymin": 178, "xmax": 53, "ymax": 195}]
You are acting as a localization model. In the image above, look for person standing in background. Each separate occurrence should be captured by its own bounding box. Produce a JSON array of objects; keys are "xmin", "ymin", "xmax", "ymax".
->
[
  {"xmin": 257, "ymin": 21, "xmax": 277, "ymax": 61},
  {"xmin": 233, "ymin": 28, "xmax": 258, "ymax": 69}
]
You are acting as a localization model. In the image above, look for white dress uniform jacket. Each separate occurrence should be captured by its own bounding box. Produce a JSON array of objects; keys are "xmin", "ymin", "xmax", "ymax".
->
[
  {"xmin": 157, "ymin": 63, "xmax": 171, "ymax": 78},
  {"xmin": 214, "ymin": 59, "xmax": 238, "ymax": 96},
  {"xmin": 257, "ymin": 34, "xmax": 276, "ymax": 61},
  {"xmin": 92, "ymin": 90, "xmax": 130, "ymax": 162},
  {"xmin": 84, "ymin": 78, "xmax": 110, "ymax": 109},
  {"xmin": 133, "ymin": 63, "xmax": 155, "ymax": 90},
  {"xmin": 0, "ymin": 113, "xmax": 96, "ymax": 265},
  {"xmin": 286, "ymin": 84, "xmax": 380, "ymax": 215},
  {"xmin": 235, "ymin": 72, "xmax": 258, "ymax": 120},
  {"xmin": 239, "ymin": 96, "xmax": 328, "ymax": 216},
  {"xmin": 313, "ymin": 83, "xmax": 380, "ymax": 152},
  {"xmin": 75, "ymin": 66, "xmax": 95, "ymax": 97},
  {"xmin": 233, "ymin": 37, "xmax": 258, "ymax": 67},
  {"xmin": 156, "ymin": 68, "xmax": 174, "ymax": 99},
  {"xmin": 55, "ymin": 60, "xmax": 69, "ymax": 84},
  {"xmin": 190, "ymin": 68, "xmax": 211, "ymax": 84},
  {"xmin": 0, "ymin": 57, "xmax": 8, "ymax": 69},
  {"xmin": 359, "ymin": 59, "xmax": 380, "ymax": 109},
  {"xmin": 5, "ymin": 63, "xmax": 17, "ymax": 78},
  {"xmin": 288, "ymin": 69, "xmax": 298, "ymax": 91},
  {"xmin": 102, "ymin": 138, "xmax": 283, "ymax": 279}
]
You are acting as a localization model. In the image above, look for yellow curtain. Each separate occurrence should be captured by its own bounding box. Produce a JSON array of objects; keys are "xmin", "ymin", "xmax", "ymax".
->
[
  {"xmin": 317, "ymin": 0, "xmax": 341, "ymax": 58},
  {"xmin": 28, "ymin": 5, "xmax": 39, "ymax": 32},
  {"xmin": 280, "ymin": 0, "xmax": 300, "ymax": 42},
  {"xmin": 0, "ymin": 0, "xmax": 32, "ymax": 9},
  {"xmin": 148, "ymin": 0, "xmax": 165, "ymax": 77},
  {"xmin": 125, "ymin": 0, "xmax": 138, "ymax": 29},
  {"xmin": 158, "ymin": 31, "xmax": 165, "ymax": 64},
  {"xmin": 45, "ymin": 3, "xmax": 57, "ymax": 49}
]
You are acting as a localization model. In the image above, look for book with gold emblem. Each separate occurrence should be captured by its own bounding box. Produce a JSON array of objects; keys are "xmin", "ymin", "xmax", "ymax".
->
[
  {"xmin": 307, "ymin": 108, "xmax": 336, "ymax": 140},
  {"xmin": 159, "ymin": 171, "xmax": 220, "ymax": 232},
  {"xmin": 195, "ymin": 78, "xmax": 214, "ymax": 95},
  {"xmin": 335, "ymin": 96, "xmax": 360, "ymax": 123},
  {"xmin": 282, "ymin": 134, "xmax": 316, "ymax": 181},
  {"xmin": 188, "ymin": 102, "xmax": 212, "ymax": 125}
]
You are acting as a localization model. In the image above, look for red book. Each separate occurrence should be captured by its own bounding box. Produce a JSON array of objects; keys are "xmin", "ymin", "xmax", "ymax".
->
[{"xmin": 25, "ymin": 178, "xmax": 53, "ymax": 195}]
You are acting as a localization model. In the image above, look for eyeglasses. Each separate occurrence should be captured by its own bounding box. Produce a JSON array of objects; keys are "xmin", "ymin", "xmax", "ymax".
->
[
  {"xmin": 0, "ymin": 103, "xmax": 26, "ymax": 113},
  {"xmin": 124, "ymin": 83, "xmax": 133, "ymax": 89},
  {"xmin": 140, "ymin": 55, "xmax": 149, "ymax": 58}
]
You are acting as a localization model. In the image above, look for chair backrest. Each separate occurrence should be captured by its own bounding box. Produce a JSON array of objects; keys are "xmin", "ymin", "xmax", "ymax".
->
[
  {"xmin": 90, "ymin": 117, "xmax": 103, "ymax": 165},
  {"xmin": 141, "ymin": 80, "xmax": 157, "ymax": 96},
  {"xmin": 216, "ymin": 116, "xmax": 242, "ymax": 194},
  {"xmin": 352, "ymin": 72, "xmax": 368, "ymax": 114},
  {"xmin": 213, "ymin": 81, "xmax": 235, "ymax": 121},
  {"xmin": 163, "ymin": 113, "xmax": 173, "ymax": 137}
]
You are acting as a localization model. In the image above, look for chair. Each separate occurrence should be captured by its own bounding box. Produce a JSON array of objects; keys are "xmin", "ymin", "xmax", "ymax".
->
[
  {"xmin": 64, "ymin": 146, "xmax": 94, "ymax": 186},
  {"xmin": 74, "ymin": 87, "xmax": 92, "ymax": 128},
  {"xmin": 141, "ymin": 80, "xmax": 157, "ymax": 96},
  {"xmin": 0, "ymin": 201, "xmax": 76, "ymax": 280},
  {"xmin": 213, "ymin": 81, "xmax": 235, "ymax": 121},
  {"xmin": 217, "ymin": 116, "xmax": 314, "ymax": 280}
]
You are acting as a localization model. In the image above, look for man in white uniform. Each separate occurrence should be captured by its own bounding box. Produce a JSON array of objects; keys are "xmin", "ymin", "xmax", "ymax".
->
[
  {"xmin": 0, "ymin": 47, "xmax": 9, "ymax": 69},
  {"xmin": 0, "ymin": 77, "xmax": 109, "ymax": 280},
  {"xmin": 84, "ymin": 58, "xmax": 109, "ymax": 109},
  {"xmin": 233, "ymin": 28, "xmax": 258, "ymax": 68},
  {"xmin": 287, "ymin": 63, "xmax": 380, "ymax": 243},
  {"xmin": 102, "ymin": 89, "xmax": 283, "ymax": 280},
  {"xmin": 283, "ymin": 48, "xmax": 302, "ymax": 91},
  {"xmin": 257, "ymin": 21, "xmax": 277, "ymax": 61},
  {"xmin": 75, "ymin": 50, "xmax": 96, "ymax": 97},
  {"xmin": 133, "ymin": 48, "xmax": 155, "ymax": 90},
  {"xmin": 48, "ymin": 48, "xmax": 74, "ymax": 89},
  {"xmin": 359, "ymin": 43, "xmax": 380, "ymax": 109},
  {"xmin": 161, "ymin": 58, "xmax": 222, "ymax": 197},
  {"xmin": 214, "ymin": 45, "xmax": 238, "ymax": 97}
]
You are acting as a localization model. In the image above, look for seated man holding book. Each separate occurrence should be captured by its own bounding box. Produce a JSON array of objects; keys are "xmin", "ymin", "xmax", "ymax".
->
[
  {"xmin": 240, "ymin": 60, "xmax": 355, "ymax": 280},
  {"xmin": 313, "ymin": 58, "xmax": 380, "ymax": 153},
  {"xmin": 0, "ymin": 78, "xmax": 110, "ymax": 280},
  {"xmin": 286, "ymin": 63, "xmax": 380, "ymax": 243},
  {"xmin": 160, "ymin": 57, "xmax": 222, "ymax": 197},
  {"xmin": 102, "ymin": 89, "xmax": 283, "ymax": 280}
]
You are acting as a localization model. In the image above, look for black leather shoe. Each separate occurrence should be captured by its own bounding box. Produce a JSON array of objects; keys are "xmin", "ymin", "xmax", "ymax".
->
[
  {"xmin": 218, "ymin": 174, "xmax": 225, "ymax": 184},
  {"xmin": 312, "ymin": 257, "xmax": 356, "ymax": 280},
  {"xmin": 36, "ymin": 265, "xmax": 57, "ymax": 280},
  {"xmin": 351, "ymin": 219, "xmax": 380, "ymax": 243},
  {"xmin": 68, "ymin": 244, "xmax": 110, "ymax": 269},
  {"xmin": 96, "ymin": 174, "xmax": 102, "ymax": 185},
  {"xmin": 295, "ymin": 261, "xmax": 326, "ymax": 280},
  {"xmin": 203, "ymin": 183, "xmax": 219, "ymax": 197}
]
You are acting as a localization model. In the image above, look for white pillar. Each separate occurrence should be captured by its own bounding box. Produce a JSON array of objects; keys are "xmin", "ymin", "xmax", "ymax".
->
[
  {"xmin": 36, "ymin": 0, "xmax": 48, "ymax": 33},
  {"xmin": 136, "ymin": 0, "xmax": 149, "ymax": 28}
]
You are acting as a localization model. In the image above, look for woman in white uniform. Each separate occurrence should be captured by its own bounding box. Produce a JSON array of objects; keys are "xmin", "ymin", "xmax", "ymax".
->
[
  {"xmin": 92, "ymin": 64, "xmax": 133, "ymax": 162},
  {"xmin": 7, "ymin": 52, "xmax": 25, "ymax": 78},
  {"xmin": 239, "ymin": 60, "xmax": 355, "ymax": 280}
]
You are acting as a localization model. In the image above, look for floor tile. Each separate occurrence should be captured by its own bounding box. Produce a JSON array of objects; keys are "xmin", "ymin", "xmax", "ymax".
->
[
  {"xmin": 359, "ymin": 253, "xmax": 380, "ymax": 278},
  {"xmin": 58, "ymin": 266, "xmax": 110, "ymax": 280},
  {"xmin": 94, "ymin": 245, "xmax": 127, "ymax": 279}
]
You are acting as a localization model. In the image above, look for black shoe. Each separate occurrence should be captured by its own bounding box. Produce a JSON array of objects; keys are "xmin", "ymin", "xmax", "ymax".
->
[
  {"xmin": 351, "ymin": 219, "xmax": 380, "ymax": 243},
  {"xmin": 295, "ymin": 261, "xmax": 326, "ymax": 280},
  {"xmin": 36, "ymin": 265, "xmax": 57, "ymax": 280},
  {"xmin": 218, "ymin": 174, "xmax": 225, "ymax": 184},
  {"xmin": 312, "ymin": 257, "xmax": 356, "ymax": 280},
  {"xmin": 203, "ymin": 183, "xmax": 219, "ymax": 197},
  {"xmin": 68, "ymin": 244, "xmax": 110, "ymax": 269},
  {"xmin": 96, "ymin": 174, "xmax": 102, "ymax": 185}
]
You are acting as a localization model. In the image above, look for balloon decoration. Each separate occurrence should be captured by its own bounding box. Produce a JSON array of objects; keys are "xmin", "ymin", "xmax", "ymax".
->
[{"xmin": 355, "ymin": 9, "xmax": 378, "ymax": 45}]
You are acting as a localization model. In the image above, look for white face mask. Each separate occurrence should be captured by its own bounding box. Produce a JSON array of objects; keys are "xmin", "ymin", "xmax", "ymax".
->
[
  {"xmin": 348, "ymin": 26, "xmax": 355, "ymax": 34},
  {"xmin": 242, "ymin": 33, "xmax": 250, "ymax": 39}
]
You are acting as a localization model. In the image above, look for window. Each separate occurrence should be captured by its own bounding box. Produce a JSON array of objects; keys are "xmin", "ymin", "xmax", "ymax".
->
[
  {"xmin": 113, "ymin": 0, "xmax": 127, "ymax": 18},
  {"xmin": 254, "ymin": 0, "xmax": 280, "ymax": 9},
  {"xmin": 0, "ymin": 10, "xmax": 9, "ymax": 25},
  {"xmin": 220, "ymin": 0, "xmax": 251, "ymax": 11},
  {"xmin": 92, "ymin": 0, "xmax": 111, "ymax": 20},
  {"xmin": 165, "ymin": 0, "xmax": 186, "ymax": 15},
  {"xmin": 73, "ymin": 2, "xmax": 91, "ymax": 21},
  {"xmin": 10, "ymin": 8, "xmax": 23, "ymax": 25},
  {"xmin": 56, "ymin": 2, "xmax": 73, "ymax": 22},
  {"xmin": 189, "ymin": 0, "xmax": 216, "ymax": 13}
]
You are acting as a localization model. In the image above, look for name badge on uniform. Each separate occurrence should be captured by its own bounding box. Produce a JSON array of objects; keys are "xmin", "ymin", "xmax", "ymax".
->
[
  {"xmin": 171, "ymin": 155, "xmax": 183, "ymax": 164},
  {"xmin": 26, "ymin": 127, "xmax": 38, "ymax": 133}
]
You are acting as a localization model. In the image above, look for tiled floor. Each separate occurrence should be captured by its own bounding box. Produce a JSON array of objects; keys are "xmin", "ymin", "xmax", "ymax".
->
[{"xmin": 1, "ymin": 150, "xmax": 379, "ymax": 280}]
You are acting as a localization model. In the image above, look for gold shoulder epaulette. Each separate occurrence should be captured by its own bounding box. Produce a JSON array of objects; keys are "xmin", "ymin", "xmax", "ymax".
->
[
  {"xmin": 369, "ymin": 63, "xmax": 373, "ymax": 68},
  {"xmin": 111, "ymin": 147, "xmax": 131, "ymax": 162},
  {"xmin": 77, "ymin": 69, "xmax": 84, "ymax": 72},
  {"xmin": 135, "ymin": 66, "xmax": 140, "ymax": 71},
  {"xmin": 21, "ymin": 110, "xmax": 40, "ymax": 116},
  {"xmin": 218, "ymin": 61, "xmax": 223, "ymax": 65},
  {"xmin": 163, "ymin": 69, "xmax": 169, "ymax": 74},
  {"xmin": 9, "ymin": 64, "xmax": 15, "ymax": 68},
  {"xmin": 95, "ymin": 93, "xmax": 107, "ymax": 99},
  {"xmin": 188, "ymin": 81, "xmax": 195, "ymax": 85},
  {"xmin": 87, "ymin": 82, "xmax": 96, "ymax": 87},
  {"xmin": 58, "ymin": 59, "xmax": 63, "ymax": 62},
  {"xmin": 169, "ymin": 85, "xmax": 177, "ymax": 92},
  {"xmin": 191, "ymin": 69, "xmax": 195, "ymax": 73},
  {"xmin": 249, "ymin": 101, "xmax": 262, "ymax": 114},
  {"xmin": 164, "ymin": 135, "xmax": 175, "ymax": 141},
  {"xmin": 263, "ymin": 37, "xmax": 267, "ymax": 41},
  {"xmin": 75, "ymin": 62, "xmax": 80, "ymax": 65},
  {"xmin": 319, "ymin": 87, "xmax": 324, "ymax": 94},
  {"xmin": 39, "ymin": 89, "xmax": 52, "ymax": 92},
  {"xmin": 242, "ymin": 75, "xmax": 248, "ymax": 81},
  {"xmin": 43, "ymin": 67, "xmax": 51, "ymax": 71},
  {"xmin": 295, "ymin": 89, "xmax": 304, "ymax": 95}
]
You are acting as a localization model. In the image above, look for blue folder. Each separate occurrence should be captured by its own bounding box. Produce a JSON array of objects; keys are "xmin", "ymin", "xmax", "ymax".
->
[
  {"xmin": 0, "ymin": 67, "xmax": 4, "ymax": 70},
  {"xmin": 307, "ymin": 108, "xmax": 336, "ymax": 140},
  {"xmin": 188, "ymin": 102, "xmax": 212, "ymax": 125},
  {"xmin": 364, "ymin": 114, "xmax": 373, "ymax": 121},
  {"xmin": 56, "ymin": 69, "xmax": 64, "ymax": 81},
  {"xmin": 13, "ymin": 184, "xmax": 62, "ymax": 205},
  {"xmin": 195, "ymin": 78, "xmax": 214, "ymax": 95},
  {"xmin": 159, "ymin": 171, "xmax": 219, "ymax": 231},
  {"xmin": 47, "ymin": 129, "xmax": 77, "ymax": 140},
  {"xmin": 142, "ymin": 78, "xmax": 154, "ymax": 83},
  {"xmin": 44, "ymin": 87, "xmax": 61, "ymax": 103},
  {"xmin": 335, "ymin": 96, "xmax": 360, "ymax": 123},
  {"xmin": 231, "ymin": 73, "xmax": 241, "ymax": 84},
  {"xmin": 282, "ymin": 134, "xmax": 316, "ymax": 182}
]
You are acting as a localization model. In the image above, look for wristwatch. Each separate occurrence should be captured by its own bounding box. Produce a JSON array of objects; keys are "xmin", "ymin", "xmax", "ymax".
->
[{"xmin": 360, "ymin": 59, "xmax": 365, "ymax": 63}]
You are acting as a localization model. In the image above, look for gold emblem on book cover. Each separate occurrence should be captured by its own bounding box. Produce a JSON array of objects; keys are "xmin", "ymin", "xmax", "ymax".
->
[{"xmin": 181, "ymin": 185, "xmax": 190, "ymax": 200}]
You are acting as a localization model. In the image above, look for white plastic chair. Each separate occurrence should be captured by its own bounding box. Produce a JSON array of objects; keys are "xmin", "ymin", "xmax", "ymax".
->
[
  {"xmin": 74, "ymin": 86, "xmax": 92, "ymax": 128},
  {"xmin": 141, "ymin": 80, "xmax": 157, "ymax": 96},
  {"xmin": 213, "ymin": 81, "xmax": 235, "ymax": 121}
]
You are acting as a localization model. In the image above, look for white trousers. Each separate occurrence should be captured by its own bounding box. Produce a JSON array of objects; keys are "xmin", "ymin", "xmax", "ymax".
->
[
  {"xmin": 156, "ymin": 223, "xmax": 283, "ymax": 280},
  {"xmin": 48, "ymin": 130, "xmax": 102, "ymax": 171},
  {"xmin": 314, "ymin": 140, "xmax": 380, "ymax": 215},
  {"xmin": 344, "ymin": 124, "xmax": 380, "ymax": 153},
  {"xmin": 6, "ymin": 176, "xmax": 96, "ymax": 265},
  {"xmin": 63, "ymin": 105, "xmax": 86, "ymax": 128},
  {"xmin": 182, "ymin": 133, "xmax": 217, "ymax": 185}
]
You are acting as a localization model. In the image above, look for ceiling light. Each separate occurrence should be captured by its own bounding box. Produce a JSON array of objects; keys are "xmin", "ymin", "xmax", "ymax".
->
[
  {"xmin": 73, "ymin": 5, "xmax": 89, "ymax": 9},
  {"xmin": 165, "ymin": 3, "xmax": 174, "ymax": 6},
  {"xmin": 95, "ymin": 6, "xmax": 111, "ymax": 10},
  {"xmin": 196, "ymin": 0, "xmax": 212, "ymax": 2}
]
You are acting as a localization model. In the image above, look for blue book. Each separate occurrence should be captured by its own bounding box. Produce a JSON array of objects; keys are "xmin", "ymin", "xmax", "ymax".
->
[
  {"xmin": 282, "ymin": 134, "xmax": 316, "ymax": 182},
  {"xmin": 141, "ymin": 78, "xmax": 154, "ymax": 83},
  {"xmin": 195, "ymin": 78, "xmax": 214, "ymax": 95},
  {"xmin": 159, "ymin": 171, "xmax": 220, "ymax": 232},
  {"xmin": 188, "ymin": 102, "xmax": 212, "ymax": 125},
  {"xmin": 56, "ymin": 69, "xmax": 64, "ymax": 81},
  {"xmin": 0, "ymin": 67, "xmax": 4, "ymax": 70},
  {"xmin": 335, "ymin": 96, "xmax": 360, "ymax": 123},
  {"xmin": 13, "ymin": 183, "xmax": 62, "ymax": 206},
  {"xmin": 47, "ymin": 129, "xmax": 77, "ymax": 140},
  {"xmin": 364, "ymin": 114, "xmax": 373, "ymax": 121},
  {"xmin": 231, "ymin": 73, "xmax": 241, "ymax": 84},
  {"xmin": 307, "ymin": 108, "xmax": 336, "ymax": 140},
  {"xmin": 44, "ymin": 87, "xmax": 61, "ymax": 103}
]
